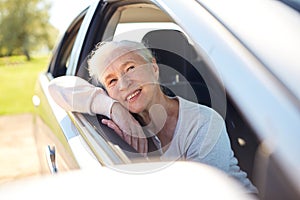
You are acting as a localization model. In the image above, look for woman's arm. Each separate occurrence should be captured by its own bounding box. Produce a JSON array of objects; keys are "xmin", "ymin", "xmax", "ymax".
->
[
  {"xmin": 48, "ymin": 76, "xmax": 148, "ymax": 155},
  {"xmin": 48, "ymin": 76, "xmax": 115, "ymax": 117}
]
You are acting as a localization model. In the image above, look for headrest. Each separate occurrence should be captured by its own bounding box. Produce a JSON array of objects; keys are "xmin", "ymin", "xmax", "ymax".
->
[
  {"xmin": 142, "ymin": 29, "xmax": 196, "ymax": 63},
  {"xmin": 141, "ymin": 29, "xmax": 211, "ymax": 106}
]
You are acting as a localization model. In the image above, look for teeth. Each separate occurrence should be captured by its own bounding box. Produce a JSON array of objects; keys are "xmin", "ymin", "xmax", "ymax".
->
[{"xmin": 127, "ymin": 90, "xmax": 140, "ymax": 101}]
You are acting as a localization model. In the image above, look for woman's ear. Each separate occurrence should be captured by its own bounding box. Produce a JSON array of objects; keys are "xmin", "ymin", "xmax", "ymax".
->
[{"xmin": 152, "ymin": 58, "xmax": 159, "ymax": 80}]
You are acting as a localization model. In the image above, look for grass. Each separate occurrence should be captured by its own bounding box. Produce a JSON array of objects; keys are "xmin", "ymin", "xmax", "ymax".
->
[{"xmin": 0, "ymin": 55, "xmax": 50, "ymax": 115}]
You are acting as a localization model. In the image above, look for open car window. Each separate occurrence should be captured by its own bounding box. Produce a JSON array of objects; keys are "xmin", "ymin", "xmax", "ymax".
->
[{"xmin": 74, "ymin": 2, "xmax": 259, "ymax": 182}]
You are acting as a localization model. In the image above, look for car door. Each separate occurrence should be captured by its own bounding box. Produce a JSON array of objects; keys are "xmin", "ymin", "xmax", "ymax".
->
[{"xmin": 33, "ymin": 3, "xmax": 100, "ymax": 174}]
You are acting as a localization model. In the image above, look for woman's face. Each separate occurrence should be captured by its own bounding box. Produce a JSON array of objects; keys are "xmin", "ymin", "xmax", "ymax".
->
[{"xmin": 100, "ymin": 51, "xmax": 160, "ymax": 113}]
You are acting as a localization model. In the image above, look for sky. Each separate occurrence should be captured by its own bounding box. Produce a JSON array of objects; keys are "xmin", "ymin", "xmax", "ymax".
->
[{"xmin": 49, "ymin": 0, "xmax": 96, "ymax": 34}]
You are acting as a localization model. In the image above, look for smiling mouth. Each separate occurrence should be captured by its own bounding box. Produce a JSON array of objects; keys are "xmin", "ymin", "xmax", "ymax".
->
[{"xmin": 126, "ymin": 89, "xmax": 141, "ymax": 102}]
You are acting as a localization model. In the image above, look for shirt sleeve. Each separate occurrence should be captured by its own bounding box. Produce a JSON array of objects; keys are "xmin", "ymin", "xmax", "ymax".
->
[{"xmin": 48, "ymin": 76, "xmax": 116, "ymax": 118}]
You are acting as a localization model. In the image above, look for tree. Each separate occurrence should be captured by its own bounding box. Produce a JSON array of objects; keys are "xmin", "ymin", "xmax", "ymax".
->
[{"xmin": 0, "ymin": 0, "xmax": 58, "ymax": 60}]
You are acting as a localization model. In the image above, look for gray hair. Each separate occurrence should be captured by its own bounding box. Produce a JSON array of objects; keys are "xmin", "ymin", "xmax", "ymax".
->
[{"xmin": 87, "ymin": 40, "xmax": 153, "ymax": 83}]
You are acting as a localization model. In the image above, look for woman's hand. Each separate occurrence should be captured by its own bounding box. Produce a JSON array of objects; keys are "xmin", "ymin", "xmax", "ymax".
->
[{"xmin": 102, "ymin": 102, "xmax": 148, "ymax": 156}]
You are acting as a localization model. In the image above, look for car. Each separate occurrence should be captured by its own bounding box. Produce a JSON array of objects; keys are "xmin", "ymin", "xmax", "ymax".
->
[{"xmin": 30, "ymin": 0, "xmax": 300, "ymax": 199}]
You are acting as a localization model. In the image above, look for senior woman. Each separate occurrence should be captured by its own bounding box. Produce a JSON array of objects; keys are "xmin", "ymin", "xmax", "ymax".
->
[{"xmin": 48, "ymin": 40, "xmax": 257, "ymax": 193}]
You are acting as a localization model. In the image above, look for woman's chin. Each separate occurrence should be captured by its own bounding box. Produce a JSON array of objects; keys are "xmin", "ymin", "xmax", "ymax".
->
[{"xmin": 128, "ymin": 104, "xmax": 145, "ymax": 114}]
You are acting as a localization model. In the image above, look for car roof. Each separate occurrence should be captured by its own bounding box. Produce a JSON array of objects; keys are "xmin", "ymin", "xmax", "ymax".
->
[{"xmin": 196, "ymin": 0, "xmax": 300, "ymax": 103}]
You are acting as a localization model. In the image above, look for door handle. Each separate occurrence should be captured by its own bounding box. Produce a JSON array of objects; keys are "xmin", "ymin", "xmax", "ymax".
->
[{"xmin": 46, "ymin": 145, "xmax": 58, "ymax": 174}]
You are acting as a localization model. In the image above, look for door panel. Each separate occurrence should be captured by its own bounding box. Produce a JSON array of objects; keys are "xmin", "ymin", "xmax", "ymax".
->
[{"xmin": 33, "ymin": 75, "xmax": 79, "ymax": 174}]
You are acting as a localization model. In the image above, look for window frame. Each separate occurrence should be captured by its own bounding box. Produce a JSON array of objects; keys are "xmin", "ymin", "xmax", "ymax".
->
[{"xmin": 48, "ymin": 9, "xmax": 86, "ymax": 78}]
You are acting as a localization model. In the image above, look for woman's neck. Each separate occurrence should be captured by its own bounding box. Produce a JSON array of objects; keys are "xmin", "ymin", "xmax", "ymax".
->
[
  {"xmin": 138, "ymin": 93, "xmax": 177, "ymax": 124},
  {"xmin": 137, "ymin": 94, "xmax": 179, "ymax": 149}
]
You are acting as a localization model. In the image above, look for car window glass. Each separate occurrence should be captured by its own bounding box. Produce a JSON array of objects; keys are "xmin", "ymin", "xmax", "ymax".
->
[{"xmin": 49, "ymin": 14, "xmax": 85, "ymax": 77}]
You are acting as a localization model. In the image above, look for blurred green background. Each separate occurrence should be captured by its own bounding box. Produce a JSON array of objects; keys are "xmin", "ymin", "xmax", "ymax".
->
[
  {"xmin": 0, "ymin": 0, "xmax": 58, "ymax": 116},
  {"xmin": 0, "ymin": 55, "xmax": 49, "ymax": 115}
]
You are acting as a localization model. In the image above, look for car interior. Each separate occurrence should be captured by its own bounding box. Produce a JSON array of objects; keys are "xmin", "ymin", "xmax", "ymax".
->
[{"xmin": 51, "ymin": 2, "xmax": 260, "ymax": 183}]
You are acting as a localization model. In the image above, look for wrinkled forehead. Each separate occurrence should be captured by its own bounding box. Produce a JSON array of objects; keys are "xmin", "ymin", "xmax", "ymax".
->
[{"xmin": 88, "ymin": 41, "xmax": 148, "ymax": 81}]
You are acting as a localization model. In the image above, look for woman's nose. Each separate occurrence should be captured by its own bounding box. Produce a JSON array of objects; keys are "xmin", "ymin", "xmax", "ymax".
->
[{"xmin": 118, "ymin": 74, "xmax": 131, "ymax": 91}]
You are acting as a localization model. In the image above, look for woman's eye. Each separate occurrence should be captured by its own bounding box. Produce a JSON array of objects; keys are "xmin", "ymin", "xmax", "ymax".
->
[
  {"xmin": 127, "ymin": 65, "xmax": 135, "ymax": 71},
  {"xmin": 108, "ymin": 78, "xmax": 117, "ymax": 86}
]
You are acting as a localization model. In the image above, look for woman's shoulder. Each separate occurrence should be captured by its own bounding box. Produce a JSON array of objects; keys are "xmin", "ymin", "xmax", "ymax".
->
[
  {"xmin": 177, "ymin": 96, "xmax": 223, "ymax": 123},
  {"xmin": 171, "ymin": 96, "xmax": 226, "ymax": 156}
]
